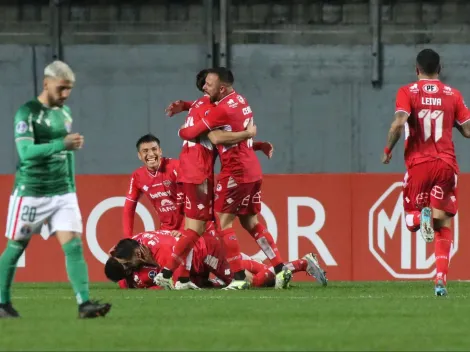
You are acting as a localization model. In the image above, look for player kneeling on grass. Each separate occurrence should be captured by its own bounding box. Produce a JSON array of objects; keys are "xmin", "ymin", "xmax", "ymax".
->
[
  {"xmin": 0, "ymin": 61, "xmax": 111, "ymax": 318},
  {"xmin": 382, "ymin": 49, "xmax": 470, "ymax": 297}
]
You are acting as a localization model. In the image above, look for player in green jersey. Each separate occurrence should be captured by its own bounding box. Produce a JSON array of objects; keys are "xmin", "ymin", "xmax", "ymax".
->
[{"xmin": 0, "ymin": 61, "xmax": 111, "ymax": 319}]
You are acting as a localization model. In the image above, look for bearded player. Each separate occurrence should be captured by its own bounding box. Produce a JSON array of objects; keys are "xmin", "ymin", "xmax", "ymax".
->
[
  {"xmin": 0, "ymin": 61, "xmax": 111, "ymax": 318},
  {"xmin": 382, "ymin": 49, "xmax": 470, "ymax": 296},
  {"xmin": 158, "ymin": 67, "xmax": 308, "ymax": 291},
  {"xmin": 155, "ymin": 69, "xmax": 261, "ymax": 290}
]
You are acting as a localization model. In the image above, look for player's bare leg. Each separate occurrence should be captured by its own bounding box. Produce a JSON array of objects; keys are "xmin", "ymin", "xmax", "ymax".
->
[
  {"xmin": 56, "ymin": 231, "xmax": 111, "ymax": 318},
  {"xmin": 156, "ymin": 217, "xmax": 205, "ymax": 290},
  {"xmin": 431, "ymin": 209, "xmax": 453, "ymax": 297},
  {"xmin": 217, "ymin": 212, "xmax": 250, "ymax": 290},
  {"xmin": 420, "ymin": 207, "xmax": 435, "ymax": 243},
  {"xmin": 0, "ymin": 239, "xmax": 29, "ymax": 318},
  {"xmin": 239, "ymin": 214, "xmax": 292, "ymax": 289}
]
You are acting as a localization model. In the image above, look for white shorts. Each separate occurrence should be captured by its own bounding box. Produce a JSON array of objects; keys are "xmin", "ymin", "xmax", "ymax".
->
[{"xmin": 5, "ymin": 191, "xmax": 83, "ymax": 241}]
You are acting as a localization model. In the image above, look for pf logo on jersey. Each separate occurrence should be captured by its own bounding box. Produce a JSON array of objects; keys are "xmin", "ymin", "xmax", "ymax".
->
[
  {"xmin": 423, "ymin": 84, "xmax": 439, "ymax": 94},
  {"xmin": 369, "ymin": 182, "xmax": 458, "ymax": 279}
]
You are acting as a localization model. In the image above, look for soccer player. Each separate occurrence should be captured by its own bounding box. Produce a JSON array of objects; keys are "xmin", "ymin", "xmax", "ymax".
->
[
  {"xmin": 159, "ymin": 67, "xmax": 304, "ymax": 291},
  {"xmin": 382, "ymin": 49, "xmax": 470, "ymax": 296},
  {"xmin": 0, "ymin": 61, "xmax": 111, "ymax": 318},
  {"xmin": 123, "ymin": 130, "xmax": 255, "ymax": 288},
  {"xmin": 155, "ymin": 69, "xmax": 261, "ymax": 290},
  {"xmin": 123, "ymin": 134, "xmax": 182, "ymax": 236},
  {"xmin": 105, "ymin": 228, "xmax": 327, "ymax": 289}
]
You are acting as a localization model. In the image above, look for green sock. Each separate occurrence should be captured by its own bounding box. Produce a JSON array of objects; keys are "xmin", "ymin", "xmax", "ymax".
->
[
  {"xmin": 0, "ymin": 240, "xmax": 27, "ymax": 304},
  {"xmin": 62, "ymin": 238, "xmax": 90, "ymax": 305}
]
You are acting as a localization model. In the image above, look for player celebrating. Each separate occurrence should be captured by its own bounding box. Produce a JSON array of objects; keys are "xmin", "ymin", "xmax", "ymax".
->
[
  {"xmin": 382, "ymin": 49, "xmax": 470, "ymax": 296},
  {"xmin": 105, "ymin": 228, "xmax": 327, "ymax": 289},
  {"xmin": 155, "ymin": 69, "xmax": 261, "ymax": 290},
  {"xmin": 0, "ymin": 61, "xmax": 111, "ymax": 318},
  {"xmin": 159, "ymin": 67, "xmax": 311, "ymax": 291},
  {"xmin": 123, "ymin": 134, "xmax": 182, "ymax": 236}
]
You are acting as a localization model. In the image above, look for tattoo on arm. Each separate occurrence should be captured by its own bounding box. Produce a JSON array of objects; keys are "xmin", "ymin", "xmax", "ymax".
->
[{"xmin": 386, "ymin": 112, "xmax": 409, "ymax": 151}]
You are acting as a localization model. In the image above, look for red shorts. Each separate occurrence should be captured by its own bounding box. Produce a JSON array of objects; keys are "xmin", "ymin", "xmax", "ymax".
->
[
  {"xmin": 191, "ymin": 232, "xmax": 232, "ymax": 285},
  {"xmin": 180, "ymin": 179, "xmax": 214, "ymax": 221},
  {"xmin": 403, "ymin": 159, "xmax": 458, "ymax": 215},
  {"xmin": 214, "ymin": 177, "xmax": 262, "ymax": 215}
]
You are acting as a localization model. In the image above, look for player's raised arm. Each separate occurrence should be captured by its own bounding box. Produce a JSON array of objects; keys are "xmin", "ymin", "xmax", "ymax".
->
[
  {"xmin": 253, "ymin": 141, "xmax": 274, "ymax": 159},
  {"xmin": 165, "ymin": 100, "xmax": 194, "ymax": 117},
  {"xmin": 178, "ymin": 105, "xmax": 227, "ymax": 140}
]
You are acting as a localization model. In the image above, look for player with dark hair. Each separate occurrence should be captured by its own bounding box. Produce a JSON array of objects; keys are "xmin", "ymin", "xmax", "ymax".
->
[
  {"xmin": 382, "ymin": 48, "xmax": 470, "ymax": 296},
  {"xmin": 105, "ymin": 228, "xmax": 327, "ymax": 290},
  {"xmin": 155, "ymin": 67, "xmax": 313, "ymax": 291}
]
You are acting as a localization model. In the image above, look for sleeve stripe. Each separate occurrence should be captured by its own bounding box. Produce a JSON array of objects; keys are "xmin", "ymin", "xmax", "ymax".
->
[
  {"xmin": 15, "ymin": 137, "xmax": 34, "ymax": 142},
  {"xmin": 201, "ymin": 118, "xmax": 212, "ymax": 131},
  {"xmin": 395, "ymin": 110, "xmax": 410, "ymax": 116},
  {"xmin": 457, "ymin": 118, "xmax": 470, "ymax": 126},
  {"xmin": 125, "ymin": 197, "xmax": 137, "ymax": 203}
]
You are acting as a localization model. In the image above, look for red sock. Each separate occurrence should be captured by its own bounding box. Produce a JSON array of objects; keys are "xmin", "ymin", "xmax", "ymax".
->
[
  {"xmin": 405, "ymin": 211, "xmax": 421, "ymax": 232},
  {"xmin": 249, "ymin": 223, "xmax": 283, "ymax": 267},
  {"xmin": 284, "ymin": 259, "xmax": 308, "ymax": 273},
  {"xmin": 435, "ymin": 227, "xmax": 452, "ymax": 285},
  {"xmin": 252, "ymin": 269, "xmax": 275, "ymax": 287},
  {"xmin": 165, "ymin": 229, "xmax": 200, "ymax": 272},
  {"xmin": 220, "ymin": 228, "xmax": 244, "ymax": 274}
]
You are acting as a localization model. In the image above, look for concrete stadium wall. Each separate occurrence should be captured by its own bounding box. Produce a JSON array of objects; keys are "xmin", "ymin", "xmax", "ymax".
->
[{"xmin": 1, "ymin": 43, "xmax": 470, "ymax": 175}]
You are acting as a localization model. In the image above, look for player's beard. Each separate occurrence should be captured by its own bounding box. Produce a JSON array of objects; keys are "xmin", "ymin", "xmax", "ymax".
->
[{"xmin": 49, "ymin": 93, "xmax": 65, "ymax": 107}]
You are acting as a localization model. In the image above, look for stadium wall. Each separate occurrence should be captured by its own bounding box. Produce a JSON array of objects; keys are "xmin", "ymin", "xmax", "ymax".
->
[
  {"xmin": 0, "ymin": 174, "xmax": 467, "ymax": 283},
  {"xmin": 1, "ymin": 44, "xmax": 470, "ymax": 175}
]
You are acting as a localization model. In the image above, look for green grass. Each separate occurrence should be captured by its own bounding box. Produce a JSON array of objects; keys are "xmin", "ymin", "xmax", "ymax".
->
[{"xmin": 1, "ymin": 281, "xmax": 470, "ymax": 351}]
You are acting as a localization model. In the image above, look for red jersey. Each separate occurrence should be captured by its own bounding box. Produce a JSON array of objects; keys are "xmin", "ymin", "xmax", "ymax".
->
[
  {"xmin": 123, "ymin": 157, "xmax": 183, "ymax": 237},
  {"xmin": 203, "ymin": 91, "xmax": 262, "ymax": 183},
  {"xmin": 178, "ymin": 95, "xmax": 216, "ymax": 184},
  {"xmin": 395, "ymin": 79, "xmax": 470, "ymax": 172}
]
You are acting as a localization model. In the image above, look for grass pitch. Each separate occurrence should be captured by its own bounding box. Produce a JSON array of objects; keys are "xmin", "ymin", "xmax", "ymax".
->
[{"xmin": 1, "ymin": 281, "xmax": 470, "ymax": 351}]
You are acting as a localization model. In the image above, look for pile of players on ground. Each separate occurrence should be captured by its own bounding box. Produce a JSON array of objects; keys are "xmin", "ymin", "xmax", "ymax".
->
[{"xmin": 104, "ymin": 67, "xmax": 328, "ymax": 290}]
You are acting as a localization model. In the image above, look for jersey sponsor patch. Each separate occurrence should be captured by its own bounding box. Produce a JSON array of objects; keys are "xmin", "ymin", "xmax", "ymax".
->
[
  {"xmin": 422, "ymin": 84, "xmax": 439, "ymax": 94},
  {"xmin": 16, "ymin": 121, "xmax": 28, "ymax": 134}
]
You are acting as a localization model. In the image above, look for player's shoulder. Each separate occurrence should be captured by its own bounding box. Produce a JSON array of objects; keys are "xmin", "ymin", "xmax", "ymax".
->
[
  {"xmin": 15, "ymin": 99, "xmax": 43, "ymax": 119},
  {"xmin": 61, "ymin": 105, "xmax": 72, "ymax": 118},
  {"xmin": 196, "ymin": 95, "xmax": 211, "ymax": 106},
  {"xmin": 131, "ymin": 166, "xmax": 147, "ymax": 179},
  {"xmin": 161, "ymin": 157, "xmax": 179, "ymax": 169},
  {"xmin": 397, "ymin": 81, "xmax": 419, "ymax": 95}
]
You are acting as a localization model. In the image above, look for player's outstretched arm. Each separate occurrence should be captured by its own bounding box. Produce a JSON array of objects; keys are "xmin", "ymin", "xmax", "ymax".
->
[
  {"xmin": 165, "ymin": 100, "xmax": 194, "ymax": 117},
  {"xmin": 253, "ymin": 141, "xmax": 274, "ymax": 159},
  {"xmin": 382, "ymin": 111, "xmax": 409, "ymax": 164}
]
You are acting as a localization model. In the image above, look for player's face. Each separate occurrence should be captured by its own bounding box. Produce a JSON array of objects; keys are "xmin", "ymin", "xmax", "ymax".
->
[
  {"xmin": 45, "ymin": 78, "xmax": 73, "ymax": 107},
  {"xmin": 138, "ymin": 141, "xmax": 162, "ymax": 170},
  {"xmin": 203, "ymin": 73, "xmax": 222, "ymax": 103}
]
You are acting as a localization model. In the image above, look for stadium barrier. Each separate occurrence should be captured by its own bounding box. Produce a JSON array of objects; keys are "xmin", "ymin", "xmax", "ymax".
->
[{"xmin": 0, "ymin": 174, "xmax": 465, "ymax": 282}]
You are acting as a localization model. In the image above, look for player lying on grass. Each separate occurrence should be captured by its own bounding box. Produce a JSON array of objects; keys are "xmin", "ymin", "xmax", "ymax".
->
[
  {"xmin": 159, "ymin": 68, "xmax": 289, "ymax": 291},
  {"xmin": 104, "ymin": 226, "xmax": 328, "ymax": 289}
]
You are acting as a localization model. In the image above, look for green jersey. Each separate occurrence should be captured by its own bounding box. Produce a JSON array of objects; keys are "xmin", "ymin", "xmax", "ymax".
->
[{"xmin": 13, "ymin": 99, "xmax": 76, "ymax": 197}]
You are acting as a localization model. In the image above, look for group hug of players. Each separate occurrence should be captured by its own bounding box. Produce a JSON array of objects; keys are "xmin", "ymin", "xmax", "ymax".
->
[
  {"xmin": 0, "ymin": 47, "xmax": 466, "ymax": 319},
  {"xmin": 104, "ymin": 67, "xmax": 328, "ymax": 290}
]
